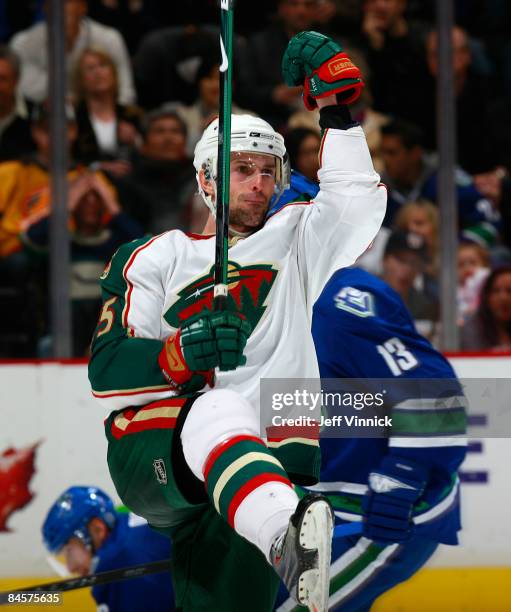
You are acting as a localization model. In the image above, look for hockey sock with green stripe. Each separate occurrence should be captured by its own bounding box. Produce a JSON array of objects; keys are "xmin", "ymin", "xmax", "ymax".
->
[{"xmin": 180, "ymin": 389, "xmax": 299, "ymax": 559}]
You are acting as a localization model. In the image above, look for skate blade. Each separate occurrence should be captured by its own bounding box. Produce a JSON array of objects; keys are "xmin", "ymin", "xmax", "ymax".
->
[{"xmin": 297, "ymin": 500, "xmax": 333, "ymax": 612}]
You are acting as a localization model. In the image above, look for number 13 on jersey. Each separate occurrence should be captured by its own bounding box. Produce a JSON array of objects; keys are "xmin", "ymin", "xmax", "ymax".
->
[{"xmin": 376, "ymin": 337, "xmax": 419, "ymax": 376}]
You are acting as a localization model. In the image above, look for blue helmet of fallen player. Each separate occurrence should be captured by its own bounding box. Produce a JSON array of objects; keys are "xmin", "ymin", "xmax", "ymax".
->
[{"xmin": 42, "ymin": 486, "xmax": 117, "ymax": 553}]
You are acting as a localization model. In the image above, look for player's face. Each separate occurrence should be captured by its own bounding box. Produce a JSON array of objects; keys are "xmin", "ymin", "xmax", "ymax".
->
[
  {"xmin": 488, "ymin": 273, "xmax": 511, "ymax": 324},
  {"xmin": 228, "ymin": 152, "xmax": 277, "ymax": 233},
  {"xmin": 62, "ymin": 537, "xmax": 92, "ymax": 576}
]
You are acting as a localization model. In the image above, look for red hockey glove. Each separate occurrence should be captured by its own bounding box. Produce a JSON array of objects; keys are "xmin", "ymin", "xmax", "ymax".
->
[
  {"xmin": 282, "ymin": 31, "xmax": 364, "ymax": 110},
  {"xmin": 159, "ymin": 310, "xmax": 251, "ymax": 393}
]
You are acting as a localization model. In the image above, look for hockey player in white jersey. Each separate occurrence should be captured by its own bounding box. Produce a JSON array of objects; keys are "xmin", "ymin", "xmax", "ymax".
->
[{"xmin": 88, "ymin": 31, "xmax": 386, "ymax": 612}]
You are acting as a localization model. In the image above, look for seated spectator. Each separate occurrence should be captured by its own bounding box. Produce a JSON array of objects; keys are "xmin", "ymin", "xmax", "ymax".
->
[
  {"xmin": 354, "ymin": 0, "xmax": 430, "ymax": 128},
  {"xmin": 394, "ymin": 199, "xmax": 439, "ymax": 280},
  {"xmin": 72, "ymin": 48, "xmax": 142, "ymax": 176},
  {"xmin": 171, "ymin": 57, "xmax": 253, "ymax": 157},
  {"xmin": 10, "ymin": 0, "xmax": 135, "ymax": 105},
  {"xmin": 380, "ymin": 119, "xmax": 500, "ymax": 248},
  {"xmin": 422, "ymin": 26, "xmax": 495, "ymax": 174},
  {"xmin": 461, "ymin": 266, "xmax": 511, "ymax": 351},
  {"xmin": 285, "ymin": 127, "xmax": 321, "ymax": 182},
  {"xmin": 237, "ymin": 0, "xmax": 320, "ymax": 127},
  {"xmin": 0, "ymin": 101, "xmax": 81, "ymax": 357},
  {"xmin": 22, "ymin": 172, "xmax": 144, "ymax": 356},
  {"xmin": 457, "ymin": 242, "xmax": 491, "ymax": 325},
  {"xmin": 381, "ymin": 230, "xmax": 438, "ymax": 340},
  {"xmin": 113, "ymin": 107, "xmax": 199, "ymax": 235},
  {"xmin": 0, "ymin": 45, "xmax": 34, "ymax": 161},
  {"xmin": 0, "ymin": 103, "xmax": 80, "ymax": 259}
]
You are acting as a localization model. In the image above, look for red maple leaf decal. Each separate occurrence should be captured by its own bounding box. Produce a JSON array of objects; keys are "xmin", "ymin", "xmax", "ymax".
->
[{"xmin": 0, "ymin": 442, "xmax": 41, "ymax": 532}]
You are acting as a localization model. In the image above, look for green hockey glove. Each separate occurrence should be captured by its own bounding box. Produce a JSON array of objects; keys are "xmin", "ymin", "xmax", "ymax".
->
[
  {"xmin": 159, "ymin": 310, "xmax": 251, "ymax": 392},
  {"xmin": 209, "ymin": 311, "xmax": 252, "ymax": 372},
  {"xmin": 282, "ymin": 30, "xmax": 364, "ymax": 110},
  {"xmin": 159, "ymin": 312, "xmax": 216, "ymax": 393}
]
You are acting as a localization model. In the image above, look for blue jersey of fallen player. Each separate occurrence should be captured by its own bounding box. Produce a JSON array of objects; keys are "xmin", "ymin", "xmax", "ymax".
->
[
  {"xmin": 92, "ymin": 512, "xmax": 174, "ymax": 611},
  {"xmin": 311, "ymin": 267, "xmax": 467, "ymax": 545}
]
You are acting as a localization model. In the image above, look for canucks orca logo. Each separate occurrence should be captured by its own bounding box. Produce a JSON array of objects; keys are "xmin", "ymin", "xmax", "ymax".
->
[
  {"xmin": 334, "ymin": 286, "xmax": 375, "ymax": 318},
  {"xmin": 164, "ymin": 261, "xmax": 279, "ymax": 331}
]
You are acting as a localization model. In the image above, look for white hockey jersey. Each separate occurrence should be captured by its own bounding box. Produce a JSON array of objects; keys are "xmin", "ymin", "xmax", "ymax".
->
[{"xmin": 89, "ymin": 126, "xmax": 387, "ymax": 415}]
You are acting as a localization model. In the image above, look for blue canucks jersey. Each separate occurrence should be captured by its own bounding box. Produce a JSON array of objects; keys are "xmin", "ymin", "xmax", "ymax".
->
[
  {"xmin": 311, "ymin": 267, "xmax": 467, "ymax": 545},
  {"xmin": 92, "ymin": 513, "xmax": 174, "ymax": 611}
]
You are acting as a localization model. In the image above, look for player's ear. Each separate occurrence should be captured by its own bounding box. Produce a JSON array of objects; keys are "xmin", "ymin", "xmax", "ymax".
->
[
  {"xmin": 88, "ymin": 517, "xmax": 109, "ymax": 548},
  {"xmin": 199, "ymin": 168, "xmax": 215, "ymax": 197}
]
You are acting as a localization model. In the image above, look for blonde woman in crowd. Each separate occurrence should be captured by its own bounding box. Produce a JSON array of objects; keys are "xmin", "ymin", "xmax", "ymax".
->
[
  {"xmin": 10, "ymin": 0, "xmax": 135, "ymax": 105},
  {"xmin": 72, "ymin": 48, "xmax": 142, "ymax": 176},
  {"xmin": 394, "ymin": 199, "xmax": 439, "ymax": 278}
]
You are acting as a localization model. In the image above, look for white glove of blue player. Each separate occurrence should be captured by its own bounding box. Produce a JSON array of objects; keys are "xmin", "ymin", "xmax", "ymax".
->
[{"xmin": 362, "ymin": 456, "xmax": 428, "ymax": 544}]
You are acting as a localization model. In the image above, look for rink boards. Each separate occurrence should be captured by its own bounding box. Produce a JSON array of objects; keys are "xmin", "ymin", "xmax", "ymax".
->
[{"xmin": 0, "ymin": 356, "xmax": 509, "ymax": 610}]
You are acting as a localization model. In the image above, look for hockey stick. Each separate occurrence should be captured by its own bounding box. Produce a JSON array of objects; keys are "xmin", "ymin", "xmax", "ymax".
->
[
  {"xmin": 0, "ymin": 525, "xmax": 362, "ymax": 604},
  {"xmin": 0, "ymin": 559, "xmax": 171, "ymax": 605},
  {"xmin": 213, "ymin": 0, "xmax": 235, "ymax": 311}
]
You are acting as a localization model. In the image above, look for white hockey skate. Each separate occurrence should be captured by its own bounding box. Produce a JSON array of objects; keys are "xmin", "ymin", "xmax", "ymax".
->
[{"xmin": 270, "ymin": 494, "xmax": 334, "ymax": 612}]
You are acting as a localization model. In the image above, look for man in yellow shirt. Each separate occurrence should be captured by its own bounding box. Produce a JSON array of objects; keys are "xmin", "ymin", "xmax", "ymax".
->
[
  {"xmin": 0, "ymin": 104, "xmax": 80, "ymax": 258},
  {"xmin": 0, "ymin": 103, "xmax": 116, "ymax": 259}
]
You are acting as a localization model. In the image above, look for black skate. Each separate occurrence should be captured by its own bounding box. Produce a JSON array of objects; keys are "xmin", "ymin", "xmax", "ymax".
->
[{"xmin": 270, "ymin": 494, "xmax": 334, "ymax": 612}]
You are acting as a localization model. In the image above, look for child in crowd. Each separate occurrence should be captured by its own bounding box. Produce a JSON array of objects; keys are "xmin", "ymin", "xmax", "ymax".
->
[{"xmin": 457, "ymin": 242, "xmax": 491, "ymax": 324}]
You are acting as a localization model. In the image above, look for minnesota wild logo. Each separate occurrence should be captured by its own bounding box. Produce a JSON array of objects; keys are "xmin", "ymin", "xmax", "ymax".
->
[{"xmin": 164, "ymin": 261, "xmax": 279, "ymax": 331}]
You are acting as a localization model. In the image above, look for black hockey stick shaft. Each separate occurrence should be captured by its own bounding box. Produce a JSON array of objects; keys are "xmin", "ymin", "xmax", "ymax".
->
[
  {"xmin": 0, "ymin": 559, "xmax": 171, "ymax": 605},
  {"xmin": 214, "ymin": 0, "xmax": 235, "ymax": 311}
]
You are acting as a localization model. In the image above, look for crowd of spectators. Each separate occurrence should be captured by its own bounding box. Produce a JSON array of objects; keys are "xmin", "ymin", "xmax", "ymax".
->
[{"xmin": 1, "ymin": 0, "xmax": 511, "ymax": 356}]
